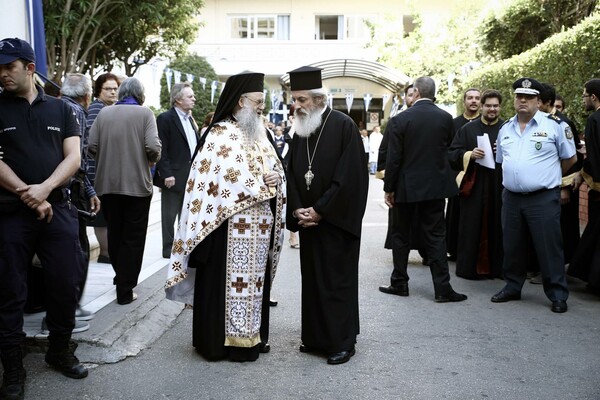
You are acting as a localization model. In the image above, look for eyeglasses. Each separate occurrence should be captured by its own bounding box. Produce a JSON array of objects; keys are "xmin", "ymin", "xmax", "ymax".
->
[
  {"xmin": 102, "ymin": 87, "xmax": 118, "ymax": 92},
  {"xmin": 242, "ymin": 96, "xmax": 265, "ymax": 106}
]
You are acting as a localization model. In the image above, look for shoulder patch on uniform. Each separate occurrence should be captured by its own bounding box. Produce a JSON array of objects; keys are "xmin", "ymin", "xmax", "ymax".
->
[
  {"xmin": 565, "ymin": 126, "xmax": 573, "ymax": 140},
  {"xmin": 547, "ymin": 113, "xmax": 562, "ymax": 124}
]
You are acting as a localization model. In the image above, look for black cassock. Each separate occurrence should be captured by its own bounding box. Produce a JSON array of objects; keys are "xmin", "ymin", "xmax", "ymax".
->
[
  {"xmin": 446, "ymin": 115, "xmax": 479, "ymax": 259},
  {"xmin": 569, "ymin": 111, "xmax": 600, "ymax": 294},
  {"xmin": 556, "ymin": 111, "xmax": 583, "ymax": 264},
  {"xmin": 448, "ymin": 118, "xmax": 504, "ymax": 279},
  {"xmin": 286, "ymin": 107, "xmax": 368, "ymax": 354},
  {"xmin": 189, "ymin": 199, "xmax": 277, "ymax": 362}
]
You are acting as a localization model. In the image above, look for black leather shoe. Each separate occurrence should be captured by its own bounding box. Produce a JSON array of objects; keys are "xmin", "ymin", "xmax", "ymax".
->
[
  {"xmin": 299, "ymin": 344, "xmax": 314, "ymax": 353},
  {"xmin": 551, "ymin": 300, "xmax": 568, "ymax": 313},
  {"xmin": 327, "ymin": 347, "xmax": 356, "ymax": 365},
  {"xmin": 434, "ymin": 291, "xmax": 468, "ymax": 303},
  {"xmin": 45, "ymin": 352, "xmax": 88, "ymax": 379},
  {"xmin": 378, "ymin": 284, "xmax": 409, "ymax": 296},
  {"xmin": 491, "ymin": 289, "xmax": 521, "ymax": 303},
  {"xmin": 117, "ymin": 292, "xmax": 138, "ymax": 305},
  {"xmin": 0, "ymin": 382, "xmax": 25, "ymax": 400},
  {"xmin": 259, "ymin": 342, "xmax": 271, "ymax": 353}
]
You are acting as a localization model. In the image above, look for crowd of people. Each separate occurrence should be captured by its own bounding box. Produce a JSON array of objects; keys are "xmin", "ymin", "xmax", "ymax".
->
[
  {"xmin": 378, "ymin": 77, "xmax": 599, "ymax": 315},
  {"xmin": 1, "ymin": 36, "xmax": 599, "ymax": 399}
]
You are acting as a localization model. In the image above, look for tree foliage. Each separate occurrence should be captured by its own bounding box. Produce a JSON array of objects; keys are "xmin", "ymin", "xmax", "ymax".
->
[
  {"xmin": 462, "ymin": 12, "xmax": 600, "ymax": 129},
  {"xmin": 159, "ymin": 54, "xmax": 219, "ymax": 123},
  {"xmin": 478, "ymin": 0, "xmax": 598, "ymax": 60},
  {"xmin": 369, "ymin": 6, "xmax": 489, "ymax": 103},
  {"xmin": 43, "ymin": 0, "xmax": 204, "ymax": 82}
]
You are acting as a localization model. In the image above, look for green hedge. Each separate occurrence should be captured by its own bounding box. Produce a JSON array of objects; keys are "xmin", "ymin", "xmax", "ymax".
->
[{"xmin": 460, "ymin": 13, "xmax": 600, "ymax": 129}]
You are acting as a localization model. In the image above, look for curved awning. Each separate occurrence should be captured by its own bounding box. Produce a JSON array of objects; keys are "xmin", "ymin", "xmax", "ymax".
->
[{"xmin": 279, "ymin": 59, "xmax": 410, "ymax": 93}]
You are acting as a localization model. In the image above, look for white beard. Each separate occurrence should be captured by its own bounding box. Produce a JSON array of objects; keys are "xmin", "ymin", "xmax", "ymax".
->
[
  {"xmin": 235, "ymin": 106, "xmax": 263, "ymax": 142},
  {"xmin": 294, "ymin": 107, "xmax": 324, "ymax": 138}
]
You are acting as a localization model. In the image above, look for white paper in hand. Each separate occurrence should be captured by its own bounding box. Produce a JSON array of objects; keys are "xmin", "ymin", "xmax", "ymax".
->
[{"xmin": 476, "ymin": 133, "xmax": 495, "ymax": 169}]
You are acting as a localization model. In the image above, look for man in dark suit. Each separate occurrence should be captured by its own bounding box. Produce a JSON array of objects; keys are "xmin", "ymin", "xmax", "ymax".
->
[
  {"xmin": 154, "ymin": 82, "xmax": 198, "ymax": 258},
  {"xmin": 379, "ymin": 76, "xmax": 467, "ymax": 303}
]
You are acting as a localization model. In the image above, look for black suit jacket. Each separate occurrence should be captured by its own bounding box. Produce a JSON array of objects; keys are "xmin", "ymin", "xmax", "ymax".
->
[
  {"xmin": 383, "ymin": 99, "xmax": 458, "ymax": 202},
  {"xmin": 154, "ymin": 107, "xmax": 198, "ymax": 192}
]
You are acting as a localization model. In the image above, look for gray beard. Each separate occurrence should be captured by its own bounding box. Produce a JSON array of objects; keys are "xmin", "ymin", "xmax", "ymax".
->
[
  {"xmin": 235, "ymin": 106, "xmax": 263, "ymax": 142},
  {"xmin": 294, "ymin": 108, "xmax": 323, "ymax": 138}
]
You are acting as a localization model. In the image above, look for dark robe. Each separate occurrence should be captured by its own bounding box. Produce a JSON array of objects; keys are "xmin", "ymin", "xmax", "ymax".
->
[
  {"xmin": 164, "ymin": 120, "xmax": 285, "ymax": 363},
  {"xmin": 568, "ymin": 110, "xmax": 600, "ymax": 294},
  {"xmin": 446, "ymin": 114, "xmax": 480, "ymax": 259},
  {"xmin": 189, "ymin": 198, "xmax": 276, "ymax": 361},
  {"xmin": 556, "ymin": 111, "xmax": 583, "ymax": 264},
  {"xmin": 286, "ymin": 107, "xmax": 368, "ymax": 354},
  {"xmin": 448, "ymin": 117, "xmax": 504, "ymax": 279}
]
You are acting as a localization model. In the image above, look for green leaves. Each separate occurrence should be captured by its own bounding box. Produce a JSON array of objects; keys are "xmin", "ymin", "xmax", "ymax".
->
[
  {"xmin": 159, "ymin": 54, "xmax": 218, "ymax": 124},
  {"xmin": 462, "ymin": 13, "xmax": 600, "ymax": 128},
  {"xmin": 43, "ymin": 0, "xmax": 204, "ymax": 80},
  {"xmin": 478, "ymin": 0, "xmax": 598, "ymax": 60}
]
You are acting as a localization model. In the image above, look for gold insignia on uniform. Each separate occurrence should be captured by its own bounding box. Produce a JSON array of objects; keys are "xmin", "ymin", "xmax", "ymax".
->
[
  {"xmin": 565, "ymin": 126, "xmax": 573, "ymax": 140},
  {"xmin": 522, "ymin": 79, "xmax": 532, "ymax": 88}
]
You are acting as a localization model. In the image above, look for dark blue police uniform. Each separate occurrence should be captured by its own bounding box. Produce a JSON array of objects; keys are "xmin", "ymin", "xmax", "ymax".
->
[{"xmin": 0, "ymin": 87, "xmax": 84, "ymax": 347}]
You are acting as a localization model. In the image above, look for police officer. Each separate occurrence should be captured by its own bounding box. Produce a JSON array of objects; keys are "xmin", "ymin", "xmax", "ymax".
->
[
  {"xmin": 491, "ymin": 77, "xmax": 577, "ymax": 313},
  {"xmin": 0, "ymin": 38, "xmax": 88, "ymax": 399}
]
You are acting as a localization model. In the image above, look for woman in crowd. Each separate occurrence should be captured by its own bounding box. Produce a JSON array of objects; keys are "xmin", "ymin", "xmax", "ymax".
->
[{"xmin": 88, "ymin": 77, "xmax": 162, "ymax": 304}]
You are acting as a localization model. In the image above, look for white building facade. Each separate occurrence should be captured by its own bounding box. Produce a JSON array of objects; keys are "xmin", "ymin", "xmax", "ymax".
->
[{"xmin": 189, "ymin": 0, "xmax": 413, "ymax": 127}]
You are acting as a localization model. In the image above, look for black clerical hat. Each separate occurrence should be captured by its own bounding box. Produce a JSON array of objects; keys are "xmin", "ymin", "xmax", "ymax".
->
[
  {"xmin": 192, "ymin": 71, "xmax": 265, "ymax": 158},
  {"xmin": 512, "ymin": 77, "xmax": 542, "ymax": 96},
  {"xmin": 228, "ymin": 71, "xmax": 265, "ymax": 94},
  {"xmin": 288, "ymin": 66, "xmax": 323, "ymax": 91},
  {"xmin": 211, "ymin": 71, "xmax": 264, "ymax": 124}
]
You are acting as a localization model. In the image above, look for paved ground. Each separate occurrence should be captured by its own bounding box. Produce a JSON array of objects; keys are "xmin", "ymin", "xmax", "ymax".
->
[{"xmin": 16, "ymin": 177, "xmax": 600, "ymax": 399}]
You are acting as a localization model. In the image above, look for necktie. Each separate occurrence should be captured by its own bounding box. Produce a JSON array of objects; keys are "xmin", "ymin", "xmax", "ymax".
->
[{"xmin": 184, "ymin": 115, "xmax": 198, "ymax": 156}]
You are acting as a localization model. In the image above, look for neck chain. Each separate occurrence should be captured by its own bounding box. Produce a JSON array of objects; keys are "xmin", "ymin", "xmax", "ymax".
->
[{"xmin": 304, "ymin": 108, "xmax": 332, "ymax": 190}]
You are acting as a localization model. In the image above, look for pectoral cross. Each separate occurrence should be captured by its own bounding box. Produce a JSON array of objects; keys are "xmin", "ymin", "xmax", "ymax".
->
[{"xmin": 304, "ymin": 168, "xmax": 314, "ymax": 191}]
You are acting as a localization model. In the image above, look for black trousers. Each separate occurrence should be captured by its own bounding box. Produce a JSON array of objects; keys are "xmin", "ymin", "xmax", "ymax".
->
[
  {"xmin": 501, "ymin": 188, "xmax": 568, "ymax": 301},
  {"xmin": 390, "ymin": 199, "xmax": 452, "ymax": 296},
  {"xmin": 160, "ymin": 188, "xmax": 184, "ymax": 257},
  {"xmin": 101, "ymin": 194, "xmax": 152, "ymax": 302},
  {"xmin": 0, "ymin": 202, "xmax": 84, "ymax": 348}
]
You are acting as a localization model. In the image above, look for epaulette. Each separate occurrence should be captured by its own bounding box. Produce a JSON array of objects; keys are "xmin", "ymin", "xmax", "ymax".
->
[
  {"xmin": 499, "ymin": 118, "xmax": 512, "ymax": 129},
  {"xmin": 547, "ymin": 113, "xmax": 563, "ymax": 124}
]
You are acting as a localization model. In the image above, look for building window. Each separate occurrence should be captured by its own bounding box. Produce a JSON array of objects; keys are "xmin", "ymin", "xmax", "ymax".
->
[
  {"xmin": 315, "ymin": 15, "xmax": 341, "ymax": 40},
  {"xmin": 315, "ymin": 15, "xmax": 374, "ymax": 41},
  {"xmin": 230, "ymin": 15, "xmax": 290, "ymax": 40}
]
